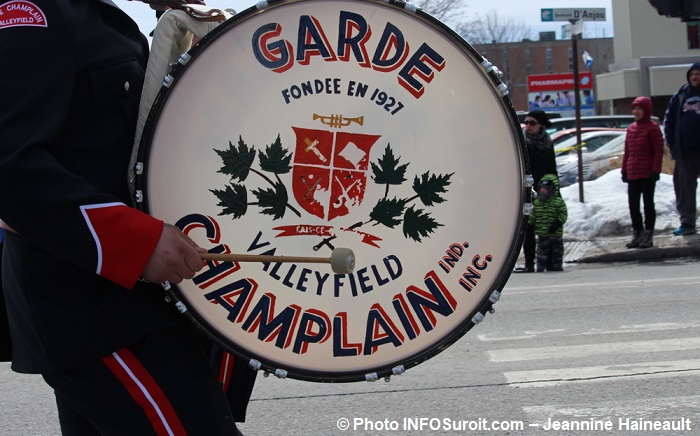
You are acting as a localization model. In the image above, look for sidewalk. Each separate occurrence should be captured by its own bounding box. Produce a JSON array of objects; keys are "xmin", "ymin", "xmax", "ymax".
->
[
  {"xmin": 515, "ymin": 231, "xmax": 700, "ymax": 266},
  {"xmin": 564, "ymin": 231, "xmax": 700, "ymax": 263}
]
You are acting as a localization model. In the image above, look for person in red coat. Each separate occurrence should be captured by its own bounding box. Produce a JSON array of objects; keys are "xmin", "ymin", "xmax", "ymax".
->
[{"xmin": 621, "ymin": 96, "xmax": 664, "ymax": 248}]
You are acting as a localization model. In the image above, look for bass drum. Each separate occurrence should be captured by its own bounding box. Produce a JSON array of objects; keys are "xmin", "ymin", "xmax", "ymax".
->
[{"xmin": 136, "ymin": 0, "xmax": 530, "ymax": 382}]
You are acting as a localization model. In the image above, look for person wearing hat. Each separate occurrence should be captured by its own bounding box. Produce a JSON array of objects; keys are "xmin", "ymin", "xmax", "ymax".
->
[
  {"xmin": 514, "ymin": 110, "xmax": 558, "ymax": 273},
  {"xmin": 664, "ymin": 62, "xmax": 700, "ymax": 236}
]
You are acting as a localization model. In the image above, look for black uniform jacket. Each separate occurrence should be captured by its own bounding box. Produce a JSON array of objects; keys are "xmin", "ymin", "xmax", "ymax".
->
[{"xmin": 0, "ymin": 0, "xmax": 183, "ymax": 373}]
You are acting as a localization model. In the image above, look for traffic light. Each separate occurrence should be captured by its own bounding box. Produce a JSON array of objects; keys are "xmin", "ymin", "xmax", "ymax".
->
[{"xmin": 648, "ymin": 0, "xmax": 700, "ymax": 21}]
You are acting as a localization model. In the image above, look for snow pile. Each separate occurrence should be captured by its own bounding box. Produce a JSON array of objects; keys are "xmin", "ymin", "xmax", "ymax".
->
[{"xmin": 560, "ymin": 169, "xmax": 686, "ymax": 239}]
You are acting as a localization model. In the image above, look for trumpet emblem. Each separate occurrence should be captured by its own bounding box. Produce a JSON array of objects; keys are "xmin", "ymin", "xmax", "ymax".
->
[{"xmin": 313, "ymin": 113, "xmax": 364, "ymax": 129}]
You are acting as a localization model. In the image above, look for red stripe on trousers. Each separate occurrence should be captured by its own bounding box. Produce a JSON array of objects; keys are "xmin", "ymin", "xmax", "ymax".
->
[
  {"xmin": 103, "ymin": 348, "xmax": 187, "ymax": 436},
  {"xmin": 218, "ymin": 352, "xmax": 235, "ymax": 393}
]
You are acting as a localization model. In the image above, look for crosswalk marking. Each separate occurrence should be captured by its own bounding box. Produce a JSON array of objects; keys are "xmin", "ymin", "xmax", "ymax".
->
[
  {"xmin": 524, "ymin": 395, "xmax": 700, "ymax": 420},
  {"xmin": 488, "ymin": 337, "xmax": 700, "ymax": 362},
  {"xmin": 503, "ymin": 359, "xmax": 700, "ymax": 387},
  {"xmin": 479, "ymin": 321, "xmax": 700, "ymax": 342}
]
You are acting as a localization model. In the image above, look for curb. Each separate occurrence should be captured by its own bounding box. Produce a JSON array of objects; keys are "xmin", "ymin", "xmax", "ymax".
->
[
  {"xmin": 570, "ymin": 233, "xmax": 700, "ymax": 263},
  {"xmin": 577, "ymin": 244, "xmax": 700, "ymax": 263}
]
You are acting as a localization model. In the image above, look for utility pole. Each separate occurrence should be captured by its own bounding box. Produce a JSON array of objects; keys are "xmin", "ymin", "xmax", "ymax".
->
[{"xmin": 571, "ymin": 19, "xmax": 584, "ymax": 203}]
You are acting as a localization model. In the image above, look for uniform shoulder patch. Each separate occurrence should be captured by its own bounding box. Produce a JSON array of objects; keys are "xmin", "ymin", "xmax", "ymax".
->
[{"xmin": 0, "ymin": 1, "xmax": 48, "ymax": 30}]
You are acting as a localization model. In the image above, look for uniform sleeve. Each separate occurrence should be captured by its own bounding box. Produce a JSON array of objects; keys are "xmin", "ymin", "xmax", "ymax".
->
[{"xmin": 0, "ymin": 2, "xmax": 161, "ymax": 289}]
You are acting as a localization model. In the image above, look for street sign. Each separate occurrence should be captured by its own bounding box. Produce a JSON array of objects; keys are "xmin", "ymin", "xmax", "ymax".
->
[{"xmin": 541, "ymin": 8, "xmax": 606, "ymax": 22}]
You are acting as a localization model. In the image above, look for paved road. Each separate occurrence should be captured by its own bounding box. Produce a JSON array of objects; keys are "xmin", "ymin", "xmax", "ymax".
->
[{"xmin": 2, "ymin": 259, "xmax": 699, "ymax": 435}]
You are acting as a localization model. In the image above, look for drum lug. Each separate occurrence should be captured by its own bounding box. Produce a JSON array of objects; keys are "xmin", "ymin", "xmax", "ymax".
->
[
  {"xmin": 392, "ymin": 365, "xmax": 405, "ymax": 376},
  {"xmin": 135, "ymin": 190, "xmax": 143, "ymax": 203},
  {"xmin": 523, "ymin": 175, "xmax": 535, "ymax": 213},
  {"xmin": 135, "ymin": 162, "xmax": 144, "ymax": 175},
  {"xmin": 480, "ymin": 58, "xmax": 494, "ymax": 72},
  {"xmin": 163, "ymin": 74, "xmax": 174, "ymax": 88},
  {"xmin": 525, "ymin": 175, "xmax": 534, "ymax": 188},
  {"xmin": 274, "ymin": 369, "xmax": 288, "ymax": 379},
  {"xmin": 480, "ymin": 58, "xmax": 503, "ymax": 79},
  {"xmin": 178, "ymin": 52, "xmax": 192, "ymax": 66},
  {"xmin": 403, "ymin": 2, "xmax": 419, "ymax": 13},
  {"xmin": 365, "ymin": 372, "xmax": 379, "ymax": 382},
  {"xmin": 248, "ymin": 359, "xmax": 262, "ymax": 371},
  {"xmin": 471, "ymin": 312, "xmax": 484, "ymax": 325},
  {"xmin": 497, "ymin": 82, "xmax": 509, "ymax": 97},
  {"xmin": 489, "ymin": 290, "xmax": 501, "ymax": 303},
  {"xmin": 255, "ymin": 0, "xmax": 268, "ymax": 10},
  {"xmin": 175, "ymin": 301, "xmax": 187, "ymax": 313}
]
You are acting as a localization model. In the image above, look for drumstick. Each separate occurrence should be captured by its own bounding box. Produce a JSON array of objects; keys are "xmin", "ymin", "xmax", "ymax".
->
[{"xmin": 200, "ymin": 247, "xmax": 356, "ymax": 274}]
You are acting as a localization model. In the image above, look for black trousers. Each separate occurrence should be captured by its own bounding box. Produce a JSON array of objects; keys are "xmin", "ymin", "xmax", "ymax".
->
[
  {"xmin": 673, "ymin": 152, "xmax": 700, "ymax": 228},
  {"xmin": 42, "ymin": 325, "xmax": 244, "ymax": 436},
  {"xmin": 627, "ymin": 178, "xmax": 656, "ymax": 231},
  {"xmin": 536, "ymin": 236, "xmax": 564, "ymax": 271}
]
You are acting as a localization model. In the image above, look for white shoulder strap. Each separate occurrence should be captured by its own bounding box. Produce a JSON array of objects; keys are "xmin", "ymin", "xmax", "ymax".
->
[{"xmin": 129, "ymin": 6, "xmax": 235, "ymax": 201}]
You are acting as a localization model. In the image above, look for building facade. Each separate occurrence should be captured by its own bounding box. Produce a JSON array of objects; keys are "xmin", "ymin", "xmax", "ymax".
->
[
  {"xmin": 597, "ymin": 0, "xmax": 700, "ymax": 119},
  {"xmin": 472, "ymin": 37, "xmax": 613, "ymax": 114}
]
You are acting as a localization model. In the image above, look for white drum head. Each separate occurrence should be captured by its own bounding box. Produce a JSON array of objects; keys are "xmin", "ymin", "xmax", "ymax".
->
[{"xmin": 138, "ymin": 0, "xmax": 529, "ymax": 382}]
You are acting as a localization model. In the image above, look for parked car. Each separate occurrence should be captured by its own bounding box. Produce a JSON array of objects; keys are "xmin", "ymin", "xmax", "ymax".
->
[
  {"xmin": 551, "ymin": 127, "xmax": 625, "ymax": 149},
  {"xmin": 553, "ymin": 130, "xmax": 626, "ymax": 157},
  {"xmin": 546, "ymin": 115, "xmax": 660, "ymax": 135},
  {"xmin": 558, "ymin": 134, "xmax": 627, "ymax": 186}
]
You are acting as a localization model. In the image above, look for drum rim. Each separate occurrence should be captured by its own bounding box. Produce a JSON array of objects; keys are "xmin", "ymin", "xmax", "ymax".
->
[{"xmin": 136, "ymin": 0, "xmax": 531, "ymax": 383}]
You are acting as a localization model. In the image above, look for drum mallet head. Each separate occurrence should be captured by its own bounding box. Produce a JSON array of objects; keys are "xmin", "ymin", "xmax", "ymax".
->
[
  {"xmin": 200, "ymin": 247, "xmax": 356, "ymax": 274},
  {"xmin": 329, "ymin": 247, "xmax": 355, "ymax": 274}
]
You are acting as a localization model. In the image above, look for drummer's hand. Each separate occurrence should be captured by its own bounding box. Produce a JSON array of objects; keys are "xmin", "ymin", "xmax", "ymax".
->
[{"xmin": 141, "ymin": 224, "xmax": 206, "ymax": 284}]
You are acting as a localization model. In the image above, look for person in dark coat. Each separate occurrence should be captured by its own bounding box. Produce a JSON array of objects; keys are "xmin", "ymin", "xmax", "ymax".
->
[
  {"xmin": 0, "ymin": 1, "xmax": 253, "ymax": 434},
  {"xmin": 621, "ymin": 96, "xmax": 664, "ymax": 249},
  {"xmin": 515, "ymin": 110, "xmax": 558, "ymax": 273},
  {"xmin": 664, "ymin": 62, "xmax": 700, "ymax": 236}
]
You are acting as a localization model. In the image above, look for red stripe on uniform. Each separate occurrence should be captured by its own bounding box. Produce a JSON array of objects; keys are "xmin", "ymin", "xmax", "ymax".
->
[
  {"xmin": 103, "ymin": 349, "xmax": 187, "ymax": 436},
  {"xmin": 218, "ymin": 352, "xmax": 235, "ymax": 393}
]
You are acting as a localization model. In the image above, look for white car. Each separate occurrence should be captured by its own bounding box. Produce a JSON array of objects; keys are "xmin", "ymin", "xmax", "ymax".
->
[
  {"xmin": 554, "ymin": 130, "xmax": 626, "ymax": 157},
  {"xmin": 558, "ymin": 134, "xmax": 627, "ymax": 186},
  {"xmin": 551, "ymin": 127, "xmax": 625, "ymax": 149}
]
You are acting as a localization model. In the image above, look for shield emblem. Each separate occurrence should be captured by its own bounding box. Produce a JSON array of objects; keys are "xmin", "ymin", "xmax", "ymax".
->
[{"xmin": 291, "ymin": 127, "xmax": 380, "ymax": 220}]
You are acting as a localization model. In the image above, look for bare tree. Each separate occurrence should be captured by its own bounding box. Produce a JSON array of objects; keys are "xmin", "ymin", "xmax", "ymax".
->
[
  {"xmin": 412, "ymin": 0, "xmax": 468, "ymax": 27},
  {"xmin": 456, "ymin": 9, "xmax": 532, "ymax": 44}
]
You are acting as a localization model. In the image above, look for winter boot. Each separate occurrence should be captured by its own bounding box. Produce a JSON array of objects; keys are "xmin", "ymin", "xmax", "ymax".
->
[
  {"xmin": 625, "ymin": 229, "xmax": 642, "ymax": 249},
  {"xmin": 639, "ymin": 229, "xmax": 654, "ymax": 249}
]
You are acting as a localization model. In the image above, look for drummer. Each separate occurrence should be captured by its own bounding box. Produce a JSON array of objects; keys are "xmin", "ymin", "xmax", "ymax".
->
[{"xmin": 0, "ymin": 1, "xmax": 253, "ymax": 434}]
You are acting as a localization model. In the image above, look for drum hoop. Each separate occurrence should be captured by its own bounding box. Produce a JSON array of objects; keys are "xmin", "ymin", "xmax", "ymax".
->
[{"xmin": 136, "ymin": 0, "xmax": 531, "ymax": 382}]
